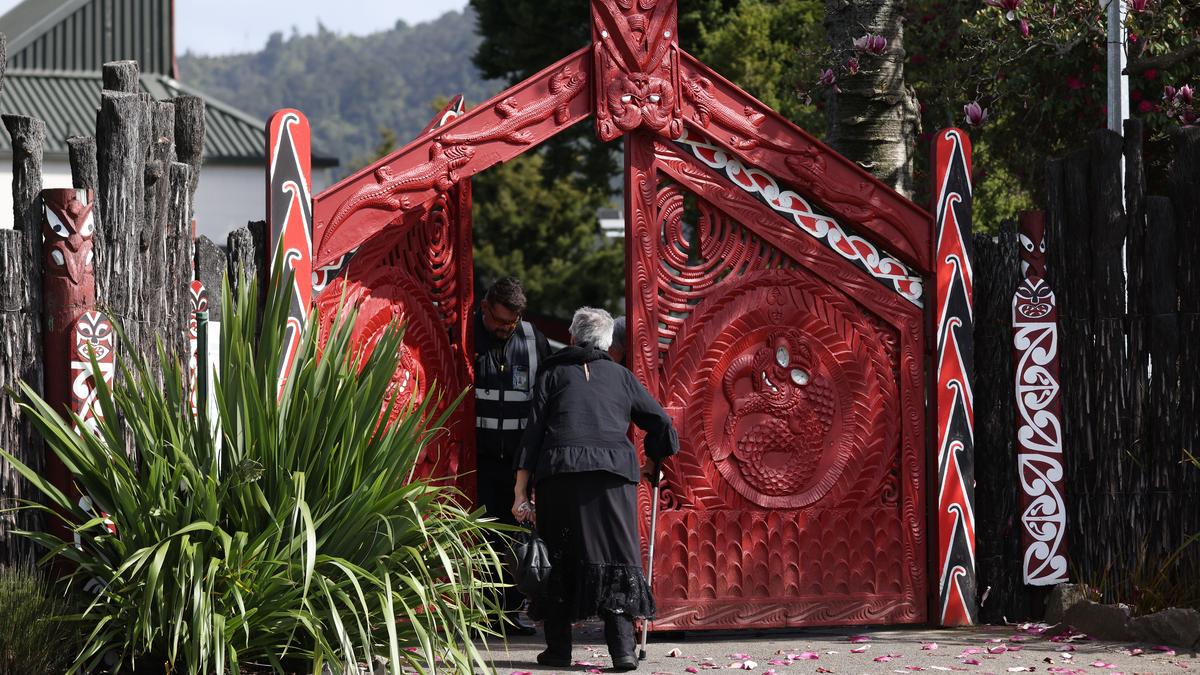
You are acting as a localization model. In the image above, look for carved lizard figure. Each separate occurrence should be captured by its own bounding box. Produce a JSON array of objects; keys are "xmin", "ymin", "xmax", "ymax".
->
[
  {"xmin": 324, "ymin": 141, "xmax": 474, "ymax": 240},
  {"xmin": 682, "ymin": 75, "xmax": 787, "ymax": 152},
  {"xmin": 439, "ymin": 64, "xmax": 586, "ymax": 146}
]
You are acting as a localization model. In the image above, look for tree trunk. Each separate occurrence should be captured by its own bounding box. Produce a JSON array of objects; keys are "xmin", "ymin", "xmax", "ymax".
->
[{"xmin": 823, "ymin": 0, "xmax": 920, "ymax": 198}]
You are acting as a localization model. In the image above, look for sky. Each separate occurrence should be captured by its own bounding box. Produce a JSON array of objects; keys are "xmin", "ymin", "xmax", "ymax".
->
[{"xmin": 0, "ymin": 0, "xmax": 471, "ymax": 56}]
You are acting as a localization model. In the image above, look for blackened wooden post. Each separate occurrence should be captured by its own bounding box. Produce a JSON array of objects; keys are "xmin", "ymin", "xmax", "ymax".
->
[
  {"xmin": 971, "ymin": 226, "xmax": 1025, "ymax": 622},
  {"xmin": 67, "ymin": 136, "xmax": 98, "ymax": 192},
  {"xmin": 173, "ymin": 96, "xmax": 205, "ymax": 221},
  {"xmin": 102, "ymin": 60, "xmax": 140, "ymax": 94},
  {"xmin": 0, "ymin": 114, "xmax": 45, "ymax": 564},
  {"xmin": 166, "ymin": 162, "xmax": 194, "ymax": 375},
  {"xmin": 95, "ymin": 87, "xmax": 146, "ymax": 418},
  {"xmin": 1170, "ymin": 127, "xmax": 1200, "ymax": 559},
  {"xmin": 1056, "ymin": 149, "xmax": 1098, "ymax": 584},
  {"xmin": 1144, "ymin": 196, "xmax": 1179, "ymax": 554},
  {"xmin": 1122, "ymin": 119, "xmax": 1149, "ymax": 537},
  {"xmin": 194, "ymin": 236, "xmax": 226, "ymax": 323},
  {"xmin": 227, "ymin": 221, "xmax": 267, "ymax": 338},
  {"xmin": 141, "ymin": 101, "xmax": 177, "ymax": 366},
  {"xmin": 1088, "ymin": 130, "xmax": 1133, "ymax": 580}
]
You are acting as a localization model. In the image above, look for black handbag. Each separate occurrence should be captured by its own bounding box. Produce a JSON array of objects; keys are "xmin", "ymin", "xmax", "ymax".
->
[{"xmin": 508, "ymin": 524, "xmax": 552, "ymax": 597}]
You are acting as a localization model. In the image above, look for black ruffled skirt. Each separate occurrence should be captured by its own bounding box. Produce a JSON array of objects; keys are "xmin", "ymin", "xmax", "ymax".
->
[{"xmin": 531, "ymin": 470, "xmax": 655, "ymax": 622}]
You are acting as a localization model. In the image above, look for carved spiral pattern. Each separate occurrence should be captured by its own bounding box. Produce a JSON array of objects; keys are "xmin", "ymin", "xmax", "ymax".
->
[{"xmin": 314, "ymin": 263, "xmax": 466, "ymax": 483}]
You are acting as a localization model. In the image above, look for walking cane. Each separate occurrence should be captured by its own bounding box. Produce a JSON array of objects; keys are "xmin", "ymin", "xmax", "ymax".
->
[{"xmin": 638, "ymin": 460, "xmax": 662, "ymax": 661}]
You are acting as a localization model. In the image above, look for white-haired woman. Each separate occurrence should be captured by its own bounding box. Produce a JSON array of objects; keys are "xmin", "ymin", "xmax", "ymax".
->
[{"xmin": 512, "ymin": 307, "xmax": 678, "ymax": 670}]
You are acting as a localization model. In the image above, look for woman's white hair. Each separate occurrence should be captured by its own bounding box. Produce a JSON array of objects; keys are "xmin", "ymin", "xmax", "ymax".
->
[{"xmin": 569, "ymin": 306, "xmax": 615, "ymax": 351}]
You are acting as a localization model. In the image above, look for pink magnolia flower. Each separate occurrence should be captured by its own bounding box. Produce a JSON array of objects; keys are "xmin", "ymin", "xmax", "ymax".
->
[
  {"xmin": 1129, "ymin": 0, "xmax": 1151, "ymax": 11},
  {"xmin": 846, "ymin": 57, "xmax": 860, "ymax": 75},
  {"xmin": 818, "ymin": 68, "xmax": 840, "ymax": 92},
  {"xmin": 1163, "ymin": 85, "xmax": 1178, "ymax": 101},
  {"xmin": 853, "ymin": 33, "xmax": 888, "ymax": 54},
  {"xmin": 1179, "ymin": 84, "xmax": 1195, "ymax": 104},
  {"xmin": 964, "ymin": 101, "xmax": 988, "ymax": 126},
  {"xmin": 1019, "ymin": 17, "xmax": 1030, "ymax": 38},
  {"xmin": 985, "ymin": 0, "xmax": 1023, "ymax": 21}
]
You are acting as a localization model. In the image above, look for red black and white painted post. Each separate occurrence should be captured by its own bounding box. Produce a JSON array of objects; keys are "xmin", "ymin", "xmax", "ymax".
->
[
  {"xmin": 40, "ymin": 188, "xmax": 116, "ymax": 542},
  {"xmin": 932, "ymin": 128, "xmax": 977, "ymax": 626},
  {"xmin": 267, "ymin": 109, "xmax": 314, "ymax": 396},
  {"xmin": 1012, "ymin": 211, "xmax": 1068, "ymax": 586}
]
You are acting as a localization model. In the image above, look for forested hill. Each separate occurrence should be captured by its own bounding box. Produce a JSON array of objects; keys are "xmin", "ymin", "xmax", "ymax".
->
[{"xmin": 178, "ymin": 9, "xmax": 501, "ymax": 175}]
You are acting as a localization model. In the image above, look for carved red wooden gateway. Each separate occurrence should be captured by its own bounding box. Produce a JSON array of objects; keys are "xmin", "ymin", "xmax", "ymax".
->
[{"xmin": 271, "ymin": 0, "xmax": 980, "ymax": 631}]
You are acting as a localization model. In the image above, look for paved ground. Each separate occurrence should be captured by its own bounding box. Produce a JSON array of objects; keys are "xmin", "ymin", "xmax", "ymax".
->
[{"xmin": 482, "ymin": 622, "xmax": 1196, "ymax": 674}]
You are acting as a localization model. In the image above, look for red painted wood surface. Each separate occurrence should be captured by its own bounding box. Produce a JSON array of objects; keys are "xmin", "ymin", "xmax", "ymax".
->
[
  {"xmin": 298, "ymin": 0, "xmax": 942, "ymax": 631},
  {"xmin": 932, "ymin": 128, "xmax": 978, "ymax": 626},
  {"xmin": 267, "ymin": 109, "xmax": 314, "ymax": 396},
  {"xmin": 42, "ymin": 188, "xmax": 96, "ymax": 521},
  {"xmin": 311, "ymin": 48, "xmax": 592, "ymax": 269},
  {"xmin": 628, "ymin": 133, "xmax": 927, "ymax": 629}
]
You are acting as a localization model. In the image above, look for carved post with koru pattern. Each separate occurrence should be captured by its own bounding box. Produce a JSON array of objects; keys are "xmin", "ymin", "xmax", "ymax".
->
[
  {"xmin": 1011, "ymin": 211, "xmax": 1067, "ymax": 586},
  {"xmin": 932, "ymin": 129, "xmax": 978, "ymax": 626}
]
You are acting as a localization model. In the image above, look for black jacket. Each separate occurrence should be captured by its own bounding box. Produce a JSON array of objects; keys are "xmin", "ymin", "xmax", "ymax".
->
[
  {"xmin": 514, "ymin": 346, "xmax": 679, "ymax": 484},
  {"xmin": 474, "ymin": 311, "xmax": 552, "ymax": 461}
]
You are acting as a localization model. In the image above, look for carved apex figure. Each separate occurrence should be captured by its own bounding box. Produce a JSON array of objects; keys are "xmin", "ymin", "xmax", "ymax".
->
[
  {"xmin": 592, "ymin": 0, "xmax": 682, "ymax": 141},
  {"xmin": 42, "ymin": 189, "xmax": 96, "ymax": 287},
  {"xmin": 1018, "ymin": 214, "xmax": 1047, "ymax": 280}
]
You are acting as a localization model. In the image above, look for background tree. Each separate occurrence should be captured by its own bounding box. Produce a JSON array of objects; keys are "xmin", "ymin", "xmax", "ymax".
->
[{"xmin": 822, "ymin": 0, "xmax": 921, "ymax": 198}]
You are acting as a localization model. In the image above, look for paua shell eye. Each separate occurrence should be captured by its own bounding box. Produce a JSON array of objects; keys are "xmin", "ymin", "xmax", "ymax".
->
[
  {"xmin": 775, "ymin": 346, "xmax": 789, "ymax": 367},
  {"xmin": 45, "ymin": 207, "xmax": 70, "ymax": 237},
  {"xmin": 791, "ymin": 369, "xmax": 810, "ymax": 386},
  {"xmin": 79, "ymin": 211, "xmax": 95, "ymax": 237}
]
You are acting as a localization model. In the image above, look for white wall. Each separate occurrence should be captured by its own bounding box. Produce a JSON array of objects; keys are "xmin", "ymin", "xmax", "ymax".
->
[
  {"xmin": 192, "ymin": 165, "xmax": 334, "ymax": 244},
  {"xmin": 0, "ymin": 160, "xmax": 73, "ymax": 229}
]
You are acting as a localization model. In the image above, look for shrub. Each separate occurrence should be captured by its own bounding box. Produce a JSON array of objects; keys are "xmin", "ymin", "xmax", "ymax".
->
[
  {"xmin": 0, "ymin": 271, "xmax": 503, "ymax": 674},
  {"xmin": 0, "ymin": 563, "xmax": 80, "ymax": 674}
]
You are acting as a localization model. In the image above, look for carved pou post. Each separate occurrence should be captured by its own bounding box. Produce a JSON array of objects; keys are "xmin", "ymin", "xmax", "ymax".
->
[
  {"xmin": 1011, "ymin": 211, "xmax": 1067, "ymax": 586},
  {"xmin": 41, "ymin": 188, "xmax": 117, "ymax": 543}
]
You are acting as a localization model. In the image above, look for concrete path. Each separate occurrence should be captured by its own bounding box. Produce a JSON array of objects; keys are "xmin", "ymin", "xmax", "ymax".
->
[{"xmin": 481, "ymin": 622, "xmax": 1196, "ymax": 674}]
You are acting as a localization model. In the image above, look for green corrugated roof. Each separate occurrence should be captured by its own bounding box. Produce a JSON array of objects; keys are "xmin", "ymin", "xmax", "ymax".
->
[
  {"xmin": 1, "ymin": 0, "xmax": 175, "ymax": 77},
  {"xmin": 0, "ymin": 69, "xmax": 337, "ymax": 166}
]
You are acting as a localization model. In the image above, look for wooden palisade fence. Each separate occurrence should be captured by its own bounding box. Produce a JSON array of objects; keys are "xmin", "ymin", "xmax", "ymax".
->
[
  {"xmin": 0, "ymin": 50, "xmax": 272, "ymax": 566},
  {"xmin": 975, "ymin": 122, "xmax": 1200, "ymax": 621}
]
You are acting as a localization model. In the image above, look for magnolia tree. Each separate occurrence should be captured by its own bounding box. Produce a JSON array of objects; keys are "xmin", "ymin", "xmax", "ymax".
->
[{"xmin": 905, "ymin": 0, "xmax": 1197, "ymax": 221}]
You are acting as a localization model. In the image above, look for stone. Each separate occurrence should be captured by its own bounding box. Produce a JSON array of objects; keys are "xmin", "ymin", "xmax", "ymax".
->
[
  {"xmin": 1063, "ymin": 600, "xmax": 1132, "ymax": 641},
  {"xmin": 1045, "ymin": 583, "xmax": 1091, "ymax": 624},
  {"xmin": 1129, "ymin": 607, "xmax": 1200, "ymax": 649}
]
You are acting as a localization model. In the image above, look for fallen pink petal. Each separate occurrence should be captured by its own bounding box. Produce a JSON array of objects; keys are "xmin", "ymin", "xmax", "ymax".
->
[
  {"xmin": 961, "ymin": 659, "xmax": 981, "ymax": 666},
  {"xmin": 1006, "ymin": 668, "xmax": 1034, "ymax": 673},
  {"xmin": 959, "ymin": 648, "xmax": 982, "ymax": 656},
  {"xmin": 849, "ymin": 635, "xmax": 872, "ymax": 643},
  {"xmin": 686, "ymin": 668, "xmax": 699, "ymax": 674},
  {"xmin": 1090, "ymin": 661, "xmax": 1114, "ymax": 668},
  {"xmin": 874, "ymin": 655, "xmax": 895, "ymax": 663},
  {"xmin": 850, "ymin": 646, "xmax": 870, "ymax": 653},
  {"xmin": 921, "ymin": 642, "xmax": 939, "ymax": 650},
  {"xmin": 798, "ymin": 652, "xmax": 820, "ymax": 659},
  {"xmin": 986, "ymin": 645, "xmax": 1009, "ymax": 654}
]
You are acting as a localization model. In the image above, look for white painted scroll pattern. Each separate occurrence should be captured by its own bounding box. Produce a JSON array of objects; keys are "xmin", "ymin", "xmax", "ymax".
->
[
  {"xmin": 676, "ymin": 128, "xmax": 924, "ymax": 307},
  {"xmin": 1013, "ymin": 279, "xmax": 1067, "ymax": 586}
]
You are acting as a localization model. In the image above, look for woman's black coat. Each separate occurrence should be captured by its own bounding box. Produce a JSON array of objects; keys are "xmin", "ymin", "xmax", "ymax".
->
[{"xmin": 513, "ymin": 346, "xmax": 678, "ymax": 484}]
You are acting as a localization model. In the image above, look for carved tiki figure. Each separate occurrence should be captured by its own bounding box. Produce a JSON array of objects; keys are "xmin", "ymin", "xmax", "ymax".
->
[{"xmin": 592, "ymin": 0, "xmax": 683, "ymax": 140}]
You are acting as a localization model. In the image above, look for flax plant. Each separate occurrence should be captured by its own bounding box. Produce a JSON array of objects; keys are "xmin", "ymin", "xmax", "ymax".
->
[{"xmin": 0, "ymin": 270, "xmax": 504, "ymax": 674}]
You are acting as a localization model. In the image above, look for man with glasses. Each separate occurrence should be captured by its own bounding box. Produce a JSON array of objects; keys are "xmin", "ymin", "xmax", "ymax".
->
[{"xmin": 474, "ymin": 276, "xmax": 550, "ymax": 636}]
